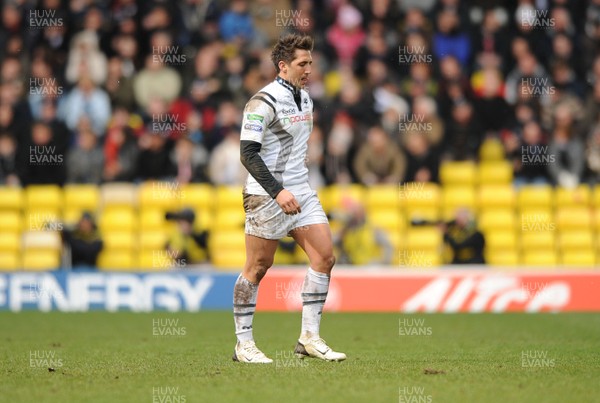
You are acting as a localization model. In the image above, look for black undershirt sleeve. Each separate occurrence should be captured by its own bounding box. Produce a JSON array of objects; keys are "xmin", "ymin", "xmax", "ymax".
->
[{"xmin": 240, "ymin": 140, "xmax": 284, "ymax": 199}]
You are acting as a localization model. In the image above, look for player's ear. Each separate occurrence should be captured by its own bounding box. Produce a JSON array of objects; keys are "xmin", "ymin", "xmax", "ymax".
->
[{"xmin": 278, "ymin": 60, "xmax": 287, "ymax": 74}]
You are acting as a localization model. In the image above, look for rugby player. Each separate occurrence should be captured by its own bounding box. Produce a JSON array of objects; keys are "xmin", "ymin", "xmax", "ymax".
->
[{"xmin": 232, "ymin": 33, "xmax": 346, "ymax": 364}]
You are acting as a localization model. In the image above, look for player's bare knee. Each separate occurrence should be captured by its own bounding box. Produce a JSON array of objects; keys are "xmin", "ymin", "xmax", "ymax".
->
[
  {"xmin": 246, "ymin": 258, "xmax": 272, "ymax": 283},
  {"xmin": 313, "ymin": 254, "xmax": 335, "ymax": 274}
]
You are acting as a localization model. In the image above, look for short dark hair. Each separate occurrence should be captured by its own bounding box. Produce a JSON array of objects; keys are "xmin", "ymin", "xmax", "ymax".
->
[{"xmin": 271, "ymin": 34, "xmax": 314, "ymax": 73}]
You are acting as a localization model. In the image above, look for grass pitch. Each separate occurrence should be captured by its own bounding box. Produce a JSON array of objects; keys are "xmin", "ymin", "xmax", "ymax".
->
[{"xmin": 1, "ymin": 312, "xmax": 599, "ymax": 403}]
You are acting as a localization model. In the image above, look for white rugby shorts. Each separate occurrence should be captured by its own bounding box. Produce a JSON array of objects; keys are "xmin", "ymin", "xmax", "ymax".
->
[{"xmin": 243, "ymin": 190, "xmax": 328, "ymax": 240}]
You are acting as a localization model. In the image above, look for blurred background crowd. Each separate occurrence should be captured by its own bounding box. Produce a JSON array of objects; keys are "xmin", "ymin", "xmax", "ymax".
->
[{"xmin": 1, "ymin": 0, "xmax": 600, "ymax": 189}]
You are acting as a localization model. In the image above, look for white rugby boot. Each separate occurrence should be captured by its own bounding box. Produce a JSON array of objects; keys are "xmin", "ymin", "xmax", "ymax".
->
[
  {"xmin": 232, "ymin": 341, "xmax": 273, "ymax": 364},
  {"xmin": 294, "ymin": 337, "xmax": 346, "ymax": 362}
]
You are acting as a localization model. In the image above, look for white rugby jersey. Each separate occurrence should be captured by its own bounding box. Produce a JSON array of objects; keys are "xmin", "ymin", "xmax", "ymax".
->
[{"xmin": 241, "ymin": 76, "xmax": 314, "ymax": 196}]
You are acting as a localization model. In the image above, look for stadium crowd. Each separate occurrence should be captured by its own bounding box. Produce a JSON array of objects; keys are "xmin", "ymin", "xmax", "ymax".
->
[{"xmin": 1, "ymin": 0, "xmax": 600, "ymax": 189}]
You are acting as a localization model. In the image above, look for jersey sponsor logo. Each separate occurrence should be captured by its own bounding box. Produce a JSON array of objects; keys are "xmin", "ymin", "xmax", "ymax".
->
[
  {"xmin": 281, "ymin": 114, "xmax": 311, "ymax": 126},
  {"xmin": 281, "ymin": 108, "xmax": 296, "ymax": 115},
  {"xmin": 244, "ymin": 123, "xmax": 263, "ymax": 132},
  {"xmin": 246, "ymin": 114, "xmax": 264, "ymax": 122}
]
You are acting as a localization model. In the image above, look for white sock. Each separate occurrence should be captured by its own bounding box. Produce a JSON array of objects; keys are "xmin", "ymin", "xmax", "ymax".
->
[
  {"xmin": 300, "ymin": 267, "xmax": 330, "ymax": 341},
  {"xmin": 233, "ymin": 274, "xmax": 258, "ymax": 343}
]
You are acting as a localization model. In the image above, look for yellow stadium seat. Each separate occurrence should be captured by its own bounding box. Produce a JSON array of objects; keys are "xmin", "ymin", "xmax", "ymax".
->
[
  {"xmin": 405, "ymin": 227, "xmax": 442, "ymax": 251},
  {"xmin": 0, "ymin": 232, "xmax": 21, "ymax": 251},
  {"xmin": 98, "ymin": 207, "xmax": 137, "ymax": 232},
  {"xmin": 558, "ymin": 230, "xmax": 594, "ymax": 251},
  {"xmin": 518, "ymin": 185, "xmax": 553, "ymax": 210},
  {"xmin": 485, "ymin": 250, "xmax": 519, "ymax": 266},
  {"xmin": 365, "ymin": 185, "xmax": 400, "ymax": 211},
  {"xmin": 97, "ymin": 250, "xmax": 136, "ymax": 270},
  {"xmin": 0, "ymin": 211, "xmax": 22, "ymax": 232},
  {"xmin": 25, "ymin": 185, "xmax": 62, "ymax": 211},
  {"xmin": 477, "ymin": 161, "xmax": 513, "ymax": 185},
  {"xmin": 102, "ymin": 231, "xmax": 137, "ymax": 251},
  {"xmin": 368, "ymin": 209, "xmax": 403, "ymax": 233},
  {"xmin": 209, "ymin": 230, "xmax": 246, "ymax": 268},
  {"xmin": 63, "ymin": 209, "xmax": 86, "ymax": 226},
  {"xmin": 215, "ymin": 186, "xmax": 244, "ymax": 209},
  {"xmin": 593, "ymin": 185, "xmax": 600, "ymax": 207},
  {"xmin": 555, "ymin": 185, "xmax": 591, "ymax": 208},
  {"xmin": 478, "ymin": 185, "xmax": 516, "ymax": 210},
  {"xmin": 64, "ymin": 184, "xmax": 100, "ymax": 212},
  {"xmin": 139, "ymin": 231, "xmax": 168, "ymax": 250},
  {"xmin": 212, "ymin": 250, "xmax": 246, "ymax": 269},
  {"xmin": 439, "ymin": 161, "xmax": 477, "ymax": 187},
  {"xmin": 521, "ymin": 231, "xmax": 556, "ymax": 250},
  {"xmin": 561, "ymin": 251, "xmax": 596, "ymax": 267},
  {"xmin": 180, "ymin": 183, "xmax": 215, "ymax": 211},
  {"xmin": 0, "ymin": 251, "xmax": 20, "ymax": 270},
  {"xmin": 213, "ymin": 209, "xmax": 245, "ymax": 230},
  {"xmin": 274, "ymin": 236, "xmax": 297, "ymax": 265},
  {"xmin": 555, "ymin": 207, "xmax": 592, "ymax": 231},
  {"xmin": 442, "ymin": 187, "xmax": 476, "ymax": 219},
  {"xmin": 24, "ymin": 209, "xmax": 62, "ymax": 232},
  {"xmin": 0, "ymin": 186, "xmax": 23, "ymax": 211},
  {"xmin": 23, "ymin": 250, "xmax": 61, "ymax": 271},
  {"xmin": 209, "ymin": 230, "xmax": 246, "ymax": 251},
  {"xmin": 193, "ymin": 209, "xmax": 212, "ymax": 231},
  {"xmin": 594, "ymin": 209, "xmax": 600, "ymax": 231},
  {"xmin": 479, "ymin": 138, "xmax": 505, "ymax": 161},
  {"xmin": 22, "ymin": 231, "xmax": 62, "ymax": 250},
  {"xmin": 402, "ymin": 182, "xmax": 441, "ymax": 222},
  {"xmin": 523, "ymin": 250, "xmax": 558, "ymax": 267},
  {"xmin": 138, "ymin": 250, "xmax": 156, "ymax": 269},
  {"xmin": 139, "ymin": 208, "xmax": 169, "ymax": 231},
  {"xmin": 485, "ymin": 230, "xmax": 518, "ymax": 251},
  {"xmin": 139, "ymin": 181, "xmax": 180, "ymax": 210},
  {"xmin": 100, "ymin": 183, "xmax": 138, "ymax": 207},
  {"xmin": 320, "ymin": 184, "xmax": 366, "ymax": 213},
  {"xmin": 21, "ymin": 231, "xmax": 62, "ymax": 271},
  {"xmin": 478, "ymin": 210, "xmax": 516, "ymax": 232}
]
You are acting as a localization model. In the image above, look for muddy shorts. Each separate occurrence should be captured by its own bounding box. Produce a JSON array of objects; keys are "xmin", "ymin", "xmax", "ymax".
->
[{"xmin": 243, "ymin": 190, "xmax": 328, "ymax": 240}]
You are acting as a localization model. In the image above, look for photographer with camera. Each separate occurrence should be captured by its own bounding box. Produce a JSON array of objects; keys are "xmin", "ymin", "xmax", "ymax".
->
[
  {"xmin": 441, "ymin": 208, "xmax": 486, "ymax": 265},
  {"xmin": 165, "ymin": 208, "xmax": 209, "ymax": 266},
  {"xmin": 61, "ymin": 211, "xmax": 103, "ymax": 269}
]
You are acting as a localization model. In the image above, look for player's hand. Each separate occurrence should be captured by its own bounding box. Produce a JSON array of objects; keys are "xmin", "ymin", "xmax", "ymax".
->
[{"xmin": 275, "ymin": 189, "xmax": 301, "ymax": 215}]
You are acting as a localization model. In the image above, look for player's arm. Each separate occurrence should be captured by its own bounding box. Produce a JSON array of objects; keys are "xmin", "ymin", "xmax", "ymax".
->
[
  {"xmin": 239, "ymin": 97, "xmax": 300, "ymax": 214},
  {"xmin": 240, "ymin": 140, "xmax": 283, "ymax": 198}
]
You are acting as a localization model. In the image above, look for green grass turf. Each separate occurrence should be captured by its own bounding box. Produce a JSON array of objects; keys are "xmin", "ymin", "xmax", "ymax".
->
[{"xmin": 1, "ymin": 312, "xmax": 599, "ymax": 403}]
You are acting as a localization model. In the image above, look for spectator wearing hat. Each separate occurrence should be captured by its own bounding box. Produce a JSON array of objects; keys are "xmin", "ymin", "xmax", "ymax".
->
[
  {"xmin": 165, "ymin": 208, "xmax": 209, "ymax": 266},
  {"xmin": 62, "ymin": 212, "xmax": 103, "ymax": 269}
]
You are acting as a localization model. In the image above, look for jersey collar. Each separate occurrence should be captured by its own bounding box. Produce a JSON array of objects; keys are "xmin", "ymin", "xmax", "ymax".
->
[
  {"xmin": 276, "ymin": 76, "xmax": 301, "ymax": 94},
  {"xmin": 276, "ymin": 76, "xmax": 303, "ymax": 110}
]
